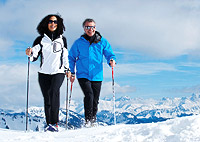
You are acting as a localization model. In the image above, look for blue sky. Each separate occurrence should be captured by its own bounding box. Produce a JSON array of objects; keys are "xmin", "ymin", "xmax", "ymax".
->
[{"xmin": 1, "ymin": 0, "xmax": 200, "ymax": 109}]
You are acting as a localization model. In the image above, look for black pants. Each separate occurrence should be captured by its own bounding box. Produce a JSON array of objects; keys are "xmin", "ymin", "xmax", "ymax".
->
[
  {"xmin": 78, "ymin": 78, "xmax": 102, "ymax": 122},
  {"xmin": 38, "ymin": 73, "xmax": 65, "ymax": 125}
]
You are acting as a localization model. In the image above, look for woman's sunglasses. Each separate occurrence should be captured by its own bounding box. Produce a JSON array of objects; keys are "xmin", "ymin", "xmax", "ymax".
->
[{"xmin": 48, "ymin": 20, "xmax": 58, "ymax": 24}]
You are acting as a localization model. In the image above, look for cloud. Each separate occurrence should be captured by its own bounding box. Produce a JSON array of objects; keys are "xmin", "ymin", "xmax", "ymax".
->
[
  {"xmin": 1, "ymin": 0, "xmax": 200, "ymax": 59},
  {"xmin": 0, "ymin": 63, "xmax": 136, "ymax": 109},
  {"xmin": 179, "ymin": 62, "xmax": 200, "ymax": 68},
  {"xmin": 1, "ymin": 0, "xmax": 200, "ymax": 109},
  {"xmin": 0, "ymin": 38, "xmax": 14, "ymax": 58},
  {"xmin": 103, "ymin": 62, "xmax": 178, "ymax": 78},
  {"xmin": 107, "ymin": 0, "xmax": 200, "ymax": 58},
  {"xmin": 166, "ymin": 84, "xmax": 200, "ymax": 94},
  {"xmin": 0, "ymin": 64, "xmax": 42, "ymax": 109},
  {"xmin": 101, "ymin": 82, "xmax": 136, "ymax": 98}
]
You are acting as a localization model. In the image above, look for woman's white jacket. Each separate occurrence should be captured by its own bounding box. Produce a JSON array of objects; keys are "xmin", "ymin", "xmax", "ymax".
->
[{"xmin": 30, "ymin": 34, "xmax": 69, "ymax": 75}]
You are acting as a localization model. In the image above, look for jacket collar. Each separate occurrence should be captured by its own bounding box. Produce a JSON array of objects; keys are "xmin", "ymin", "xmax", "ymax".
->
[
  {"xmin": 81, "ymin": 31, "xmax": 102, "ymax": 44},
  {"xmin": 44, "ymin": 33, "xmax": 62, "ymax": 42}
]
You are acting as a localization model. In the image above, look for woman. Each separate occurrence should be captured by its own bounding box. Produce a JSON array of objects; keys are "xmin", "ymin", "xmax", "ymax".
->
[{"xmin": 25, "ymin": 14, "xmax": 70, "ymax": 132}]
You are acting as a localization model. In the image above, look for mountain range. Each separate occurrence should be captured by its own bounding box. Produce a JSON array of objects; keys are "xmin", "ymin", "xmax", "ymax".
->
[{"xmin": 1, "ymin": 93, "xmax": 200, "ymax": 131}]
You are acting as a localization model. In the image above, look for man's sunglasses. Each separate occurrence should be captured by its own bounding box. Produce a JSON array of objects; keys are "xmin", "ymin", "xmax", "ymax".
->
[
  {"xmin": 84, "ymin": 26, "xmax": 96, "ymax": 30},
  {"xmin": 48, "ymin": 20, "xmax": 58, "ymax": 24}
]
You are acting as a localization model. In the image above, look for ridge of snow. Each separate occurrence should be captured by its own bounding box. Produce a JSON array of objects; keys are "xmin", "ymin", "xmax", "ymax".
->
[{"xmin": 0, "ymin": 114, "xmax": 200, "ymax": 142}]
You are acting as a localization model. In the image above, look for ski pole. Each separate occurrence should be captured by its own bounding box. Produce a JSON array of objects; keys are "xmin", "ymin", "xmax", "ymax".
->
[
  {"xmin": 66, "ymin": 81, "xmax": 73, "ymax": 129},
  {"xmin": 65, "ymin": 74, "xmax": 69, "ymax": 129},
  {"xmin": 26, "ymin": 47, "xmax": 31, "ymax": 131},
  {"xmin": 112, "ymin": 67, "xmax": 116, "ymax": 125}
]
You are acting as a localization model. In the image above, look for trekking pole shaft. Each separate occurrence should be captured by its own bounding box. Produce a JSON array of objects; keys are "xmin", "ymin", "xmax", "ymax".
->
[
  {"xmin": 112, "ymin": 67, "xmax": 116, "ymax": 125},
  {"xmin": 69, "ymin": 83, "xmax": 73, "ymax": 108},
  {"xmin": 66, "ymin": 82, "xmax": 73, "ymax": 129},
  {"xmin": 26, "ymin": 56, "xmax": 30, "ymax": 131},
  {"xmin": 66, "ymin": 76, "xmax": 69, "ymax": 129}
]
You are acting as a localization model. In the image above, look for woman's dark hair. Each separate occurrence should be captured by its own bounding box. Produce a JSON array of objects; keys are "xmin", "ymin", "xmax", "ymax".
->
[{"xmin": 37, "ymin": 14, "xmax": 65, "ymax": 35}]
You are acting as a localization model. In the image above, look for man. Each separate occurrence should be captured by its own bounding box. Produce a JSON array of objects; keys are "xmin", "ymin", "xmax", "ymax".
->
[{"xmin": 69, "ymin": 18, "xmax": 116, "ymax": 126}]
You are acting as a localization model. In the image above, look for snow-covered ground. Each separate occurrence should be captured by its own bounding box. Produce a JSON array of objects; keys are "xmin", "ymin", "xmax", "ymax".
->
[{"xmin": 1, "ymin": 114, "xmax": 200, "ymax": 142}]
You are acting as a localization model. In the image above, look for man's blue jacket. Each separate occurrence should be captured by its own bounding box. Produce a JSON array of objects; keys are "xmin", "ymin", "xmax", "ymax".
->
[{"xmin": 68, "ymin": 34, "xmax": 116, "ymax": 81}]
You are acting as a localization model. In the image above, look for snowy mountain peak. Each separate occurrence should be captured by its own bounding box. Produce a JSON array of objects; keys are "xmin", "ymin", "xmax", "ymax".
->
[
  {"xmin": 116, "ymin": 96, "xmax": 131, "ymax": 101},
  {"xmin": 102, "ymin": 96, "xmax": 113, "ymax": 101},
  {"xmin": 161, "ymin": 97, "xmax": 171, "ymax": 101},
  {"xmin": 190, "ymin": 93, "xmax": 200, "ymax": 101}
]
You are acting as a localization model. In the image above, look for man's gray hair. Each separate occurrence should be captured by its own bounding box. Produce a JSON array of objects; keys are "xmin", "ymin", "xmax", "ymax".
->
[{"xmin": 82, "ymin": 18, "xmax": 96, "ymax": 27}]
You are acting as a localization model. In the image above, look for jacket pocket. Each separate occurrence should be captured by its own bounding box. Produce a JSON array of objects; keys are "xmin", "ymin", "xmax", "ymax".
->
[{"xmin": 53, "ymin": 41, "xmax": 62, "ymax": 53}]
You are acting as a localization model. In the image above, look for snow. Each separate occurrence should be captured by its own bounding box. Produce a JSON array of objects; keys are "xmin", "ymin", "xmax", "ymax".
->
[{"xmin": 1, "ymin": 115, "xmax": 200, "ymax": 142}]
